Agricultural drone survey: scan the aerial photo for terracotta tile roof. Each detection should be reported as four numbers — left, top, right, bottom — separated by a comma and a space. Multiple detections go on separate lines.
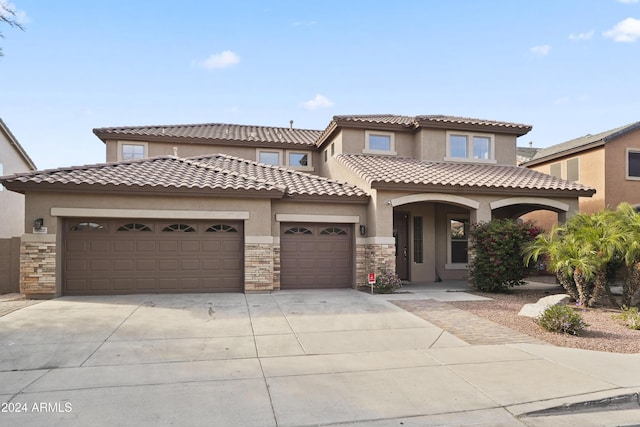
1, 154, 368, 199
316, 114, 532, 146
526, 121, 640, 165
336, 154, 595, 195
189, 154, 367, 198
415, 115, 532, 134
93, 123, 322, 146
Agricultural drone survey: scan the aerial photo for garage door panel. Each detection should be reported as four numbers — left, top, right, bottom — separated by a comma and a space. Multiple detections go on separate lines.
280, 223, 352, 290
180, 241, 200, 252
89, 279, 112, 291
113, 241, 135, 252
159, 260, 179, 271
63, 219, 243, 295
135, 259, 157, 272
158, 241, 178, 252
90, 259, 111, 271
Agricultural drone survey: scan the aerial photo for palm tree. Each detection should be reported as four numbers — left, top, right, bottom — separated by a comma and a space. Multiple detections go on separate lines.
615, 203, 640, 306
524, 209, 626, 307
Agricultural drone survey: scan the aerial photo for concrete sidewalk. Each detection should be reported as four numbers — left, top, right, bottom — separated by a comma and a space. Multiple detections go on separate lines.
1, 288, 639, 426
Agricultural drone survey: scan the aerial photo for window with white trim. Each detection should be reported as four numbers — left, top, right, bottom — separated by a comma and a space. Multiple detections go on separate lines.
364, 130, 396, 155
627, 149, 640, 180
286, 150, 312, 170
258, 150, 281, 166
121, 144, 146, 161
446, 131, 494, 162
447, 216, 469, 268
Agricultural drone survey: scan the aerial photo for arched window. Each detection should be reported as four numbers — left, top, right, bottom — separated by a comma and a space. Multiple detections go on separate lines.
284, 227, 312, 235
320, 227, 347, 235
162, 224, 196, 232
117, 223, 152, 232
69, 222, 105, 231
206, 224, 238, 233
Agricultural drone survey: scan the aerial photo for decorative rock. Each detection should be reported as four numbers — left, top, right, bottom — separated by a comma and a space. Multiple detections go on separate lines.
518, 294, 570, 318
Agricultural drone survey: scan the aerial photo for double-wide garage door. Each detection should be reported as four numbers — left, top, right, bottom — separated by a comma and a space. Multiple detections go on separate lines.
63, 219, 243, 295
280, 223, 353, 289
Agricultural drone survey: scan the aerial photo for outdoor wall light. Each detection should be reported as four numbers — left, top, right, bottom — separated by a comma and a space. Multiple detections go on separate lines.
34, 218, 44, 230
359, 225, 366, 236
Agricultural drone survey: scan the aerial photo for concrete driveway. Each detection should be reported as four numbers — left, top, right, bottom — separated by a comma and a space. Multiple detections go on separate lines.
2, 289, 640, 426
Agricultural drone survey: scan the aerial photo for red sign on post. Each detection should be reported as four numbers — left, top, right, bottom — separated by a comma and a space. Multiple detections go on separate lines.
368, 273, 376, 285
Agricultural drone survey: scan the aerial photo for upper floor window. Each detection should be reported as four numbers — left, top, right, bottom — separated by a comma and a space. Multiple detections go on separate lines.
550, 162, 562, 178
286, 150, 312, 170
258, 150, 281, 166
446, 132, 494, 162
364, 130, 396, 155
566, 158, 579, 182
122, 144, 145, 161
627, 149, 640, 180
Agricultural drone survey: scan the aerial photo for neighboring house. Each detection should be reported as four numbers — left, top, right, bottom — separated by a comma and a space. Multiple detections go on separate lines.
522, 121, 640, 231
0, 114, 594, 298
0, 118, 37, 294
516, 143, 540, 165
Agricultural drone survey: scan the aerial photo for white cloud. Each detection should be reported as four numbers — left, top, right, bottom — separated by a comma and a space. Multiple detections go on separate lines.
604, 17, 640, 42
618, 0, 639, 4
0, 1, 30, 24
530, 45, 551, 56
301, 94, 334, 110
569, 31, 594, 41
196, 50, 240, 70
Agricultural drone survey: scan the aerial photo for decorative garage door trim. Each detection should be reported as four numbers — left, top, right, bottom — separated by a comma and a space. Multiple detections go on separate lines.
275, 214, 359, 223
280, 223, 353, 290
52, 207, 249, 220
62, 219, 243, 295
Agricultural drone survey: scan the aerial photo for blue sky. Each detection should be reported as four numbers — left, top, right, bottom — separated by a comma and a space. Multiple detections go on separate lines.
1, 0, 640, 170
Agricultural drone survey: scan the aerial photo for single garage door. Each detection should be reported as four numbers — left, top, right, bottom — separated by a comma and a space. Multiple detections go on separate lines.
280, 223, 353, 289
63, 219, 243, 295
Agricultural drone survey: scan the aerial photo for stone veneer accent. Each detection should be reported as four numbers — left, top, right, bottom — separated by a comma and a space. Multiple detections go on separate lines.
244, 243, 274, 292
272, 244, 280, 290
356, 243, 396, 287
20, 238, 57, 299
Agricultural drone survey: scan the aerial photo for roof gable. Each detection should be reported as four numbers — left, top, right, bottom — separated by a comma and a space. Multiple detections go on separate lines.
93, 122, 322, 147
1, 154, 368, 200
0, 118, 37, 170
526, 121, 640, 165
336, 154, 595, 196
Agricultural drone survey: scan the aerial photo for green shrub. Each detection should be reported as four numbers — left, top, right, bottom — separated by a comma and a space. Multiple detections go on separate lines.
536, 305, 588, 335
373, 269, 402, 294
468, 219, 542, 293
614, 306, 640, 330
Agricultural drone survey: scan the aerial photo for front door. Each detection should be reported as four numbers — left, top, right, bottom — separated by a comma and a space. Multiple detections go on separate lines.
393, 212, 409, 280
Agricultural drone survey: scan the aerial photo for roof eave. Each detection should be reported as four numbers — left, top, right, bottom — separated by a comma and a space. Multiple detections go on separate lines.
414, 119, 532, 136
0, 118, 37, 170
524, 140, 604, 167
370, 181, 595, 197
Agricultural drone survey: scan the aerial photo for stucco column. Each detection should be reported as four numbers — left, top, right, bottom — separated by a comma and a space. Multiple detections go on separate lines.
470, 201, 492, 224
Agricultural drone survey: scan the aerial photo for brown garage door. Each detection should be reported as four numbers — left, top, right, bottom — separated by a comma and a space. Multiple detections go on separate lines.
280, 223, 353, 289
63, 219, 243, 295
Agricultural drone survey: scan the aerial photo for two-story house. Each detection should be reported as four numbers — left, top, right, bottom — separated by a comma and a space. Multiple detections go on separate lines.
0, 114, 594, 298
522, 121, 640, 231
0, 118, 36, 294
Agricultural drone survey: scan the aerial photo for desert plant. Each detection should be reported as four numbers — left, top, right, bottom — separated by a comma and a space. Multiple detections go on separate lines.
614, 306, 640, 330
373, 269, 402, 294
524, 209, 627, 307
536, 305, 588, 335
468, 219, 542, 292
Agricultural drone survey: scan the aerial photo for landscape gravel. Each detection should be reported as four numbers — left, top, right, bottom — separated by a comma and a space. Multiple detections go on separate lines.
450, 287, 640, 354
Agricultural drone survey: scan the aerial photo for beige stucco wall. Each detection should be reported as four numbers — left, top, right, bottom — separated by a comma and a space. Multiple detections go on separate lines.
105, 139, 319, 173
23, 192, 272, 236
605, 129, 640, 209
271, 200, 367, 237
0, 133, 33, 238
524, 147, 604, 230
